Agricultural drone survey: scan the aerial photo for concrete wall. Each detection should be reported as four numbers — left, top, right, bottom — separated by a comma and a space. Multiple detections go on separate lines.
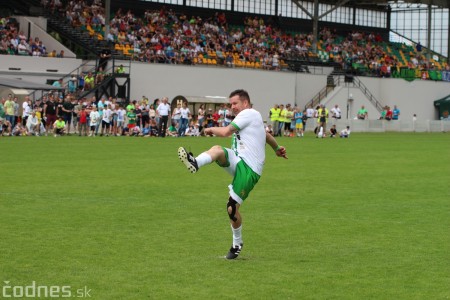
128, 62, 329, 122
321, 85, 381, 120
0, 56, 83, 81
127, 62, 450, 122
322, 77, 450, 121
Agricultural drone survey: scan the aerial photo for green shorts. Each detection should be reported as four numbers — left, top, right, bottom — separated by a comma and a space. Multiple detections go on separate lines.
217, 147, 260, 204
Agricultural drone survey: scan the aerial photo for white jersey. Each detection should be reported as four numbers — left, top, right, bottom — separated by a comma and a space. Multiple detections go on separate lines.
230, 108, 266, 175
102, 108, 112, 123
117, 109, 125, 122
89, 111, 100, 126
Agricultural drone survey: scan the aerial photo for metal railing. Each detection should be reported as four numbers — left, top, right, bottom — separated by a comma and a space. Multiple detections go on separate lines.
304, 74, 384, 113
351, 76, 384, 112
304, 75, 340, 109
29, 57, 131, 101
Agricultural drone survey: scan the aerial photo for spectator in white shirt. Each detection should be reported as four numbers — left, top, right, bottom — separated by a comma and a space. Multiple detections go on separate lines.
26, 111, 40, 135
340, 126, 351, 138
331, 104, 341, 119
178, 102, 191, 137
156, 97, 171, 137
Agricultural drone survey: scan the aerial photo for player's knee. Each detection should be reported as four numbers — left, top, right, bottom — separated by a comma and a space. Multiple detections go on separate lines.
227, 197, 238, 222
210, 145, 222, 152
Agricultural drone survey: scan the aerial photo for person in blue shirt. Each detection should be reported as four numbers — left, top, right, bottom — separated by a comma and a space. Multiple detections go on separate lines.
392, 105, 400, 120
294, 107, 304, 137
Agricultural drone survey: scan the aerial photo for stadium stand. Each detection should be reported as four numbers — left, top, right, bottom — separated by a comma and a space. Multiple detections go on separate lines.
2, 0, 442, 84
45, 0, 447, 80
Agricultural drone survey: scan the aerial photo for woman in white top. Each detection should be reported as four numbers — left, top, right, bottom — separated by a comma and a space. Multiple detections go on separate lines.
197, 104, 205, 130
172, 103, 181, 125
149, 104, 156, 120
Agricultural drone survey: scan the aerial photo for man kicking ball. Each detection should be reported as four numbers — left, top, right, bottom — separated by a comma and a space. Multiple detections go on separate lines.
178, 89, 287, 259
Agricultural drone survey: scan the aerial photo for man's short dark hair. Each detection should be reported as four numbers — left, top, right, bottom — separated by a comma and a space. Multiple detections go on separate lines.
229, 89, 250, 104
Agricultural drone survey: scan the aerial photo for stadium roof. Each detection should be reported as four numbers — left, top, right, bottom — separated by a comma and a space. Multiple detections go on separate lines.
324, 0, 449, 9
0, 77, 64, 91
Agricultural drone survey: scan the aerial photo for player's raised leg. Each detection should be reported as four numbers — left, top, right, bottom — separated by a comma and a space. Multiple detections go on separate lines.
178, 145, 227, 173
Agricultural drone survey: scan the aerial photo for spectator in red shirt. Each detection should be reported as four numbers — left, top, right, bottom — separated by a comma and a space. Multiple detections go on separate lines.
385, 106, 393, 121
78, 106, 88, 136
379, 63, 389, 77
212, 110, 220, 127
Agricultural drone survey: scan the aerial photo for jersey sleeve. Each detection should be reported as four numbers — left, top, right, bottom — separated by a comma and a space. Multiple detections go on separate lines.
231, 109, 254, 131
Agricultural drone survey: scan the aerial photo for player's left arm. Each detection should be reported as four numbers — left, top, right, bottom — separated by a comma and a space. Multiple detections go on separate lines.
266, 132, 287, 159
204, 124, 236, 137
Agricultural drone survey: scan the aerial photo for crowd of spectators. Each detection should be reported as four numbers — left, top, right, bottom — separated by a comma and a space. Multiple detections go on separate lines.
0, 94, 239, 138
61, 1, 292, 70
0, 16, 64, 57
318, 27, 449, 77
1, 0, 448, 77
2, 0, 448, 82
56, 0, 448, 77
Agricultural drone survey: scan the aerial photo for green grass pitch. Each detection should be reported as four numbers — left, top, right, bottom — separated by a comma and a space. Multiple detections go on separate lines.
0, 133, 449, 299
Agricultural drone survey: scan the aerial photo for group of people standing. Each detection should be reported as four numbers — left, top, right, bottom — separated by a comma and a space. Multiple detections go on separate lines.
0, 94, 184, 138
268, 103, 305, 138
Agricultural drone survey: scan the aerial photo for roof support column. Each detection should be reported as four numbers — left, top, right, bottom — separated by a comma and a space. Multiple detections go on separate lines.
426, 3, 432, 61
448, 7, 450, 64
312, 0, 319, 54
104, 0, 110, 39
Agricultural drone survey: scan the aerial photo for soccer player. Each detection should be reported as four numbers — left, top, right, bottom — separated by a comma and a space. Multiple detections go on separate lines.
178, 89, 287, 259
